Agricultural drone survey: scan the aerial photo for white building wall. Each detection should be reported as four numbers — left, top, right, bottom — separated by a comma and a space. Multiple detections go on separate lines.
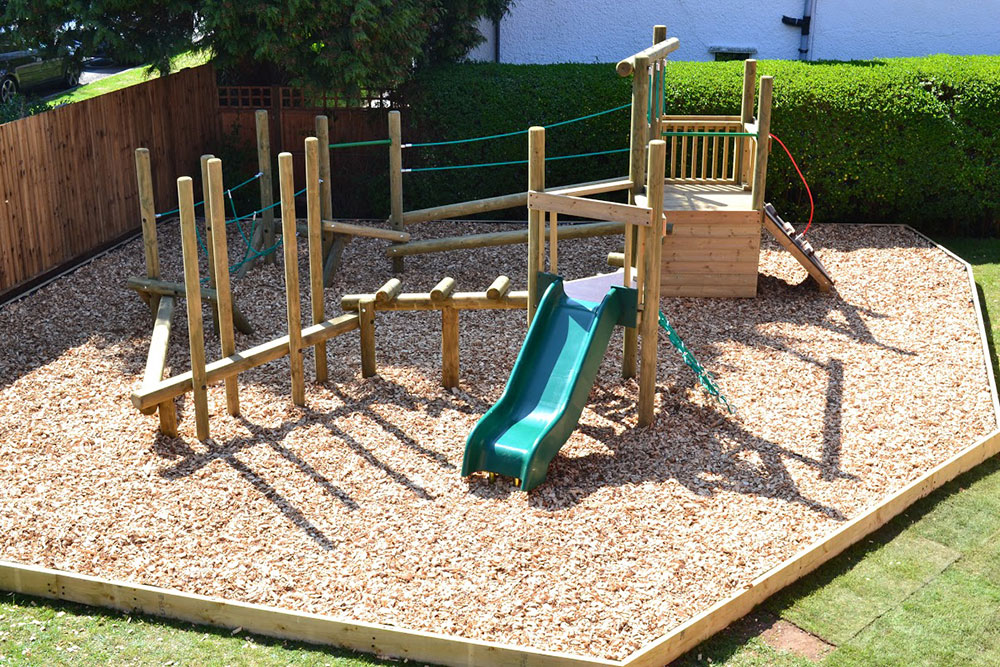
470, 0, 1000, 64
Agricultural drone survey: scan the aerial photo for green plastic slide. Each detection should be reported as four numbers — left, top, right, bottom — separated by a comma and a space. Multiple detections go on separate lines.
462, 275, 637, 491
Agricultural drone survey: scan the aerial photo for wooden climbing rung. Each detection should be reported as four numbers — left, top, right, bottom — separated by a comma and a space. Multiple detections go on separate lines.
762, 203, 834, 291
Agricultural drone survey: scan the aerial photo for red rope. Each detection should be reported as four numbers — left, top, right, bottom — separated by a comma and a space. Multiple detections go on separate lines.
769, 133, 814, 235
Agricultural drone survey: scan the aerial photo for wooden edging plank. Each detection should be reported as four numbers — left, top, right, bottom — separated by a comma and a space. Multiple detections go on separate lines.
0, 559, 616, 667
528, 192, 652, 227
623, 428, 1000, 667
902, 224, 1000, 421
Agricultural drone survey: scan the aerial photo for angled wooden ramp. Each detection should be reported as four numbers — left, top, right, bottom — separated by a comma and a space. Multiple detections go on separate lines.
762, 203, 834, 291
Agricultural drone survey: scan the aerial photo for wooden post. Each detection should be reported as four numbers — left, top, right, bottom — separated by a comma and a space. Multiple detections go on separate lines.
527, 126, 545, 324
278, 152, 306, 406
145, 296, 178, 436
388, 110, 404, 273
624, 54, 650, 379
638, 140, 667, 427
315, 115, 345, 286
177, 177, 211, 441
199, 154, 221, 334
134, 148, 161, 315
651, 25, 667, 141
441, 307, 459, 389
257, 110, 276, 264
207, 158, 240, 417
548, 211, 558, 274
359, 297, 376, 378
305, 137, 328, 382
751, 76, 773, 212
739, 60, 757, 186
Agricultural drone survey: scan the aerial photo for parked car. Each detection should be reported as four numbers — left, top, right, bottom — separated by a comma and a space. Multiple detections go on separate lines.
0, 29, 81, 102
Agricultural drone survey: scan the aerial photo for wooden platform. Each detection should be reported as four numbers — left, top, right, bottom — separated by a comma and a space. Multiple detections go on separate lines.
638, 182, 762, 298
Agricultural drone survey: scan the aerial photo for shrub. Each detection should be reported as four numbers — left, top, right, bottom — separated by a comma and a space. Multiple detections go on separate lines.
393, 55, 1000, 234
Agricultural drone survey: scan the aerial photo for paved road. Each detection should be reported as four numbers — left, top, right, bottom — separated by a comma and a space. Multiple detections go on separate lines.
42, 62, 136, 101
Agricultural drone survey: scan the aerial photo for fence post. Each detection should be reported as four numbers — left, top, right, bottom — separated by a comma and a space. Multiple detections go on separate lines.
623, 54, 650, 379
208, 157, 240, 417
305, 136, 328, 382
739, 59, 757, 187
278, 152, 306, 406
257, 109, 276, 264
134, 148, 160, 314
527, 126, 545, 324
751, 76, 773, 211
316, 114, 346, 285
638, 140, 666, 427
199, 154, 221, 333
177, 176, 211, 441
388, 110, 404, 273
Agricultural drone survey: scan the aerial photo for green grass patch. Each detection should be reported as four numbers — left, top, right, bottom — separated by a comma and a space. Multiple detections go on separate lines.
670, 632, 816, 667
938, 237, 1000, 381
0, 592, 387, 666
765, 532, 959, 645
827, 567, 1000, 666
46, 50, 211, 106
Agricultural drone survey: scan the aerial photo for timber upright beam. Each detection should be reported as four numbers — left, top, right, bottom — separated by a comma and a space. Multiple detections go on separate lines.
388, 110, 404, 273
207, 158, 240, 416
177, 177, 211, 441
199, 154, 221, 333
305, 137, 328, 382
278, 152, 306, 406
751, 76, 773, 211
527, 126, 545, 324
134, 148, 161, 315
639, 140, 667, 427
738, 60, 757, 187
623, 54, 650, 379
315, 115, 346, 286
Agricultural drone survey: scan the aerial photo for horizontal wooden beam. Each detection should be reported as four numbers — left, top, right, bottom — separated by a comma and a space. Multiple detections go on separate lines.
528, 192, 652, 227
616, 37, 680, 77
402, 192, 528, 225
126, 277, 253, 335
322, 220, 410, 242
341, 290, 528, 313
139, 296, 175, 416
131, 313, 358, 411
547, 177, 633, 198
385, 221, 624, 258
0, 559, 615, 667
399, 178, 634, 226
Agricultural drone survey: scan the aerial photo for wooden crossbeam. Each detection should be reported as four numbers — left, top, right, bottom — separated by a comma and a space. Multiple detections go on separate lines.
385, 221, 623, 258
528, 192, 652, 227
127, 277, 254, 335
131, 313, 359, 412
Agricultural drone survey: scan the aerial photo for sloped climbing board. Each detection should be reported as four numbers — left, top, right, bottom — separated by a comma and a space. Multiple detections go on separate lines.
762, 203, 834, 292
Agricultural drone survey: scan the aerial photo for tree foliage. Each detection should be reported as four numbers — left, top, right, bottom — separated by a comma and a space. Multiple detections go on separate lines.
0, 0, 513, 93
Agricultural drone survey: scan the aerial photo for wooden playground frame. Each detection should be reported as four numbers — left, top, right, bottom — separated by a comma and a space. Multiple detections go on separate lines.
3, 26, 998, 667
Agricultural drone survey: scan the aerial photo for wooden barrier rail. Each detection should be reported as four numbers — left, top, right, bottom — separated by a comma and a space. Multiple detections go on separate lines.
385, 221, 624, 259
340, 276, 527, 389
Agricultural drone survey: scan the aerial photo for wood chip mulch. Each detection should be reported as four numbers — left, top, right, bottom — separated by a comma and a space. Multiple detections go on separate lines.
0, 221, 995, 660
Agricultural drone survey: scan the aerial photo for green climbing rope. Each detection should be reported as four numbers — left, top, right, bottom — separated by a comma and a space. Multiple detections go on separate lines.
658, 310, 734, 413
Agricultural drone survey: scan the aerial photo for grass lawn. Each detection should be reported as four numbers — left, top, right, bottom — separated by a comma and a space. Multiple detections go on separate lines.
1, 236, 998, 665
45, 50, 211, 106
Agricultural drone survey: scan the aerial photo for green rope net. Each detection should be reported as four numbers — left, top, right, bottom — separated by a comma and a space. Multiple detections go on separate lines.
658, 310, 735, 413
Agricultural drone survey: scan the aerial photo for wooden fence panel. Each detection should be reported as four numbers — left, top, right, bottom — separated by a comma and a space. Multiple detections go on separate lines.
0, 64, 220, 298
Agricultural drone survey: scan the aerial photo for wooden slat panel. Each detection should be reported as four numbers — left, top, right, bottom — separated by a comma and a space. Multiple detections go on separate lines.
663, 235, 760, 251
660, 272, 758, 286
662, 260, 759, 274
0, 64, 220, 297
660, 284, 757, 298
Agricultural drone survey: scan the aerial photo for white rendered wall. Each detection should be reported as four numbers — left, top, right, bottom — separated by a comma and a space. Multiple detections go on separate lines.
469, 0, 1000, 64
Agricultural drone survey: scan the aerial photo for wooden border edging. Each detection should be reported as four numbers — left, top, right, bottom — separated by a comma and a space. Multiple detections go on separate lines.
0, 560, 617, 667
622, 428, 1000, 666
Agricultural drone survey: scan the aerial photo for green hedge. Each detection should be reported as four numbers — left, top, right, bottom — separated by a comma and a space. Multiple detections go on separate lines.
395, 56, 1000, 234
